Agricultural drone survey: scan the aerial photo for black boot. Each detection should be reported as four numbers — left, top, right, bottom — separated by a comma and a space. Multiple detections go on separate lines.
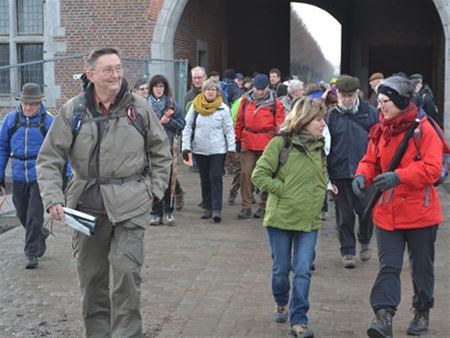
406, 308, 429, 336
367, 309, 393, 338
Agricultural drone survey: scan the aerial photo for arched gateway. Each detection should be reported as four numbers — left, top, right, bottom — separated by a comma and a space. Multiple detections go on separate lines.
152, 0, 450, 136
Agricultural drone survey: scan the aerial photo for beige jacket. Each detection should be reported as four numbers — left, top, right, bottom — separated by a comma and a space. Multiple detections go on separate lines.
37, 90, 171, 225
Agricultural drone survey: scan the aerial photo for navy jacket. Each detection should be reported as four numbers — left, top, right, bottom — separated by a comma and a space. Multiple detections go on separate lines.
0, 104, 53, 182
327, 99, 379, 180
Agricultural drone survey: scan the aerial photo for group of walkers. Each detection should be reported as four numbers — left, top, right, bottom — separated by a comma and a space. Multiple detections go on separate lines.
0, 46, 446, 338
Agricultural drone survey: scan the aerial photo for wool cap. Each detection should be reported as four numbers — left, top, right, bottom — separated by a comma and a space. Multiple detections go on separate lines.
253, 74, 269, 90
16, 83, 44, 103
236, 72, 244, 80
377, 76, 415, 110
335, 75, 360, 93
369, 72, 384, 81
409, 73, 423, 81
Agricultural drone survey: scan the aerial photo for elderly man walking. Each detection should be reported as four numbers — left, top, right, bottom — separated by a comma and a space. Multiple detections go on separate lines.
37, 47, 171, 338
0, 83, 53, 269
327, 75, 378, 268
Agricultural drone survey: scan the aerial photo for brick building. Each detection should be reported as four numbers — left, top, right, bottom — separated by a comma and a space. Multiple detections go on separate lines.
1, 0, 450, 136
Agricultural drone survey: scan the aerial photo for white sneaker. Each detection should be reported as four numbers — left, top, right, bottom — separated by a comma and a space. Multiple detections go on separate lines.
149, 215, 162, 226
164, 213, 176, 226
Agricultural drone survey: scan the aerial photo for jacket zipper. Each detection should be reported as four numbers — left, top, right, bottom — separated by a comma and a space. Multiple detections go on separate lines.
24, 117, 29, 183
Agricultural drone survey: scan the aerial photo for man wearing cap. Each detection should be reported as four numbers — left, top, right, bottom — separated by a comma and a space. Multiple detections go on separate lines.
409, 73, 439, 123
368, 72, 384, 107
234, 73, 285, 219
0, 83, 53, 269
327, 74, 378, 268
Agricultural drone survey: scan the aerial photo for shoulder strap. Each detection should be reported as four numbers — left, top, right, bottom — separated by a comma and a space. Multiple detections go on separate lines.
8, 111, 21, 139
191, 111, 199, 142
272, 137, 293, 178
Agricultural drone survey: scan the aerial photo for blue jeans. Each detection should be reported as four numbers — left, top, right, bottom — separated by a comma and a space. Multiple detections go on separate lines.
266, 227, 318, 326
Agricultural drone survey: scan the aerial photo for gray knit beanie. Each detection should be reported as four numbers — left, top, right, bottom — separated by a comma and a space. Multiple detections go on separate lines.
377, 76, 415, 109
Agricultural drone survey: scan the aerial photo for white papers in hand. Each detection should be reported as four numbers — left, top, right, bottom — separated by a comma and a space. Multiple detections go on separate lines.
63, 207, 97, 236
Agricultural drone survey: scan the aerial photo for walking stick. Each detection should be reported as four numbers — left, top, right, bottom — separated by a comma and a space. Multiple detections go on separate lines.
169, 135, 179, 210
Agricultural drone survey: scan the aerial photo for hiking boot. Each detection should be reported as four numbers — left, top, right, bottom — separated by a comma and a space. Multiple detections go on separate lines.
175, 192, 184, 211
212, 210, 222, 223
321, 211, 329, 220
274, 305, 288, 323
360, 244, 372, 262
149, 215, 162, 226
26, 256, 38, 269
228, 193, 237, 205
237, 208, 252, 220
406, 308, 429, 336
38, 227, 50, 258
253, 208, 265, 219
342, 255, 356, 269
164, 213, 176, 226
367, 309, 393, 338
290, 324, 314, 337
201, 209, 212, 219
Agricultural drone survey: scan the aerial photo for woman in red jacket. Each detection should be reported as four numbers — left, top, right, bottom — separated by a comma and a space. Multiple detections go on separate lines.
352, 76, 443, 338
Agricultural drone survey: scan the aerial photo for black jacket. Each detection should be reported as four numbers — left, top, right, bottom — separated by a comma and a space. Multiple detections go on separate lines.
327, 99, 379, 179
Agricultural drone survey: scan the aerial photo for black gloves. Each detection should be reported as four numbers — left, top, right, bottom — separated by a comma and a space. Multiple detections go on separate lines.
352, 175, 365, 197
373, 172, 400, 191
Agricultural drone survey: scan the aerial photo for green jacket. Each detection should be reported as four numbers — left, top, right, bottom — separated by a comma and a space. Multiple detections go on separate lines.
37, 89, 171, 226
252, 133, 327, 231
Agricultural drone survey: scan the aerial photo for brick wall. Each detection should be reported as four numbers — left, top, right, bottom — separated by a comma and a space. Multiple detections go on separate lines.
174, 0, 226, 75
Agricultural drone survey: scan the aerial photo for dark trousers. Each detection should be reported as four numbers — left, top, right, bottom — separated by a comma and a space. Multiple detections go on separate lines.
332, 178, 373, 256
194, 153, 226, 211
12, 181, 44, 257
152, 167, 174, 216
370, 226, 438, 313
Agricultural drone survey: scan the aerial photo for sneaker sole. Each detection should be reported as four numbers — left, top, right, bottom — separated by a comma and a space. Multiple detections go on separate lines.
406, 328, 428, 336
367, 328, 391, 338
290, 329, 314, 337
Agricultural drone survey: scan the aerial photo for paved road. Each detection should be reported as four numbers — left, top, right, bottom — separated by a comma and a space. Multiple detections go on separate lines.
0, 167, 449, 337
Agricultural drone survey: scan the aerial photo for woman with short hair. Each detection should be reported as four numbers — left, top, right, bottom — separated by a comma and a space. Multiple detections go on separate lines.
182, 79, 236, 223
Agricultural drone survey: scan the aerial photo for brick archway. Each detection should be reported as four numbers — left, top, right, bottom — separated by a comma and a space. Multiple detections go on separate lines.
150, 0, 189, 85
432, 0, 449, 136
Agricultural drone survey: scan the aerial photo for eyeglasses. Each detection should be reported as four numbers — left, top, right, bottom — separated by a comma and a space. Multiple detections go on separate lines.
138, 86, 149, 91
97, 65, 124, 76
377, 98, 392, 105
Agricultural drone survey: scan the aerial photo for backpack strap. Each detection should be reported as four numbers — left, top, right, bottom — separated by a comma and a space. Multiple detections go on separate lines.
8, 110, 49, 139
272, 136, 293, 178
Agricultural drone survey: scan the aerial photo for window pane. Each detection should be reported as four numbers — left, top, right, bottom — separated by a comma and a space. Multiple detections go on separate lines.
0, 0, 9, 35
0, 44, 10, 93
18, 43, 43, 88
17, 0, 43, 34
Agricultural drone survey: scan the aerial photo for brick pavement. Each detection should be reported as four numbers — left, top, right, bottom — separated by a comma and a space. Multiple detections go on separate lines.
0, 167, 449, 337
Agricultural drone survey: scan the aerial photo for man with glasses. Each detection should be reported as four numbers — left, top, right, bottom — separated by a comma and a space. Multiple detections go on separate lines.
37, 47, 171, 337
327, 74, 378, 269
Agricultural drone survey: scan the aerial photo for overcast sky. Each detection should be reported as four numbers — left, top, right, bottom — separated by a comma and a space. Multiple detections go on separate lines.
292, 3, 341, 67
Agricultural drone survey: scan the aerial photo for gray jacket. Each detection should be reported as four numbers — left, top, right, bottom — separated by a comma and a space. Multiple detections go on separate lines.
37, 89, 171, 225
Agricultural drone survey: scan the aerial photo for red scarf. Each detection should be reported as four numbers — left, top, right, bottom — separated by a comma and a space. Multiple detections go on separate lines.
378, 101, 418, 144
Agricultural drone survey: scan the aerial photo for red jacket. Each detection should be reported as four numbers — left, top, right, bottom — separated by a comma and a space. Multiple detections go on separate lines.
356, 117, 443, 231
234, 95, 285, 151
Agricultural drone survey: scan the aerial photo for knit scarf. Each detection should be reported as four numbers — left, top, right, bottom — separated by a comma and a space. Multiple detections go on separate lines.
379, 101, 418, 144
192, 93, 222, 116
148, 95, 167, 116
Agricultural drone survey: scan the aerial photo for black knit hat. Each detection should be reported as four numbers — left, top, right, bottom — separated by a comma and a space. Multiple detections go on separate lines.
377, 76, 415, 110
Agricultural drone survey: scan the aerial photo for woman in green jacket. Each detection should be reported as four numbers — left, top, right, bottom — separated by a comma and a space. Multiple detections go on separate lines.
252, 97, 327, 338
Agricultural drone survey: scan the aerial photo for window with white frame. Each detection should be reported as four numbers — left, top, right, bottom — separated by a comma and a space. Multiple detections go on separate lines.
0, 0, 44, 95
